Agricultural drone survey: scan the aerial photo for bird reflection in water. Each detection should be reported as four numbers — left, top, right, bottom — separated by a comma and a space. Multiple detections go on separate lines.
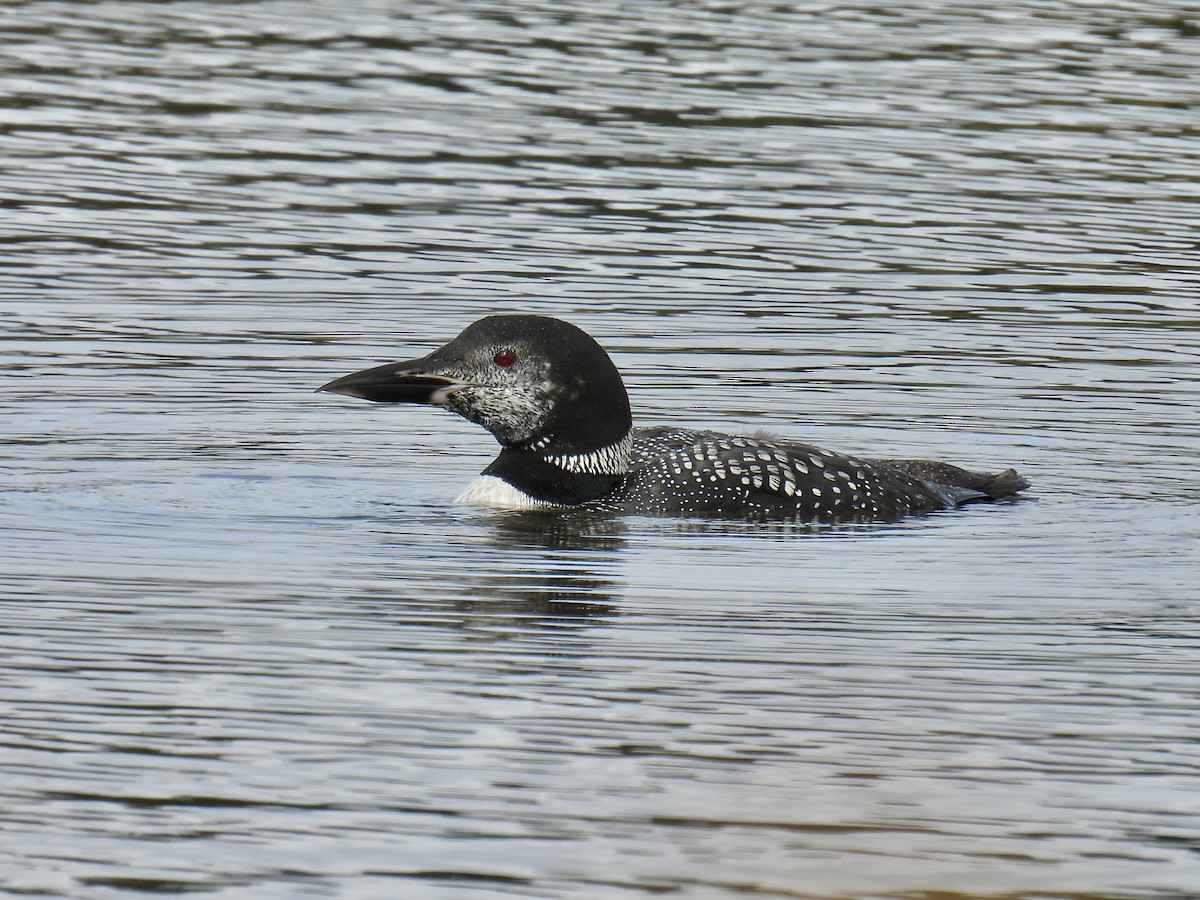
462, 512, 626, 627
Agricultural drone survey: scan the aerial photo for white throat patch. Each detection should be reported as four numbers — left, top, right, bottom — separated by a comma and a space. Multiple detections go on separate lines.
456, 475, 562, 510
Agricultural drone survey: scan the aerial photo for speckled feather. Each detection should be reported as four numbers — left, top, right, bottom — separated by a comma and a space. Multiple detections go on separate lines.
588, 427, 976, 520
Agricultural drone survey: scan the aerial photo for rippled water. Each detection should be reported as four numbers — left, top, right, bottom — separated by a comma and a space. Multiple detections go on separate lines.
3, 2, 1199, 897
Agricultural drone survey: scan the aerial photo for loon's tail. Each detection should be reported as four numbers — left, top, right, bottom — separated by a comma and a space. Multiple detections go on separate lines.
979, 467, 1030, 499
877, 459, 1030, 504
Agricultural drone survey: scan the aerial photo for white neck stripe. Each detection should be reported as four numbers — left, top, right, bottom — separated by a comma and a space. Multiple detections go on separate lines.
543, 433, 632, 475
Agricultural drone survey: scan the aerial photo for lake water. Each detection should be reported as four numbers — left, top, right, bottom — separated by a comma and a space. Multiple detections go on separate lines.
3, 2, 1199, 898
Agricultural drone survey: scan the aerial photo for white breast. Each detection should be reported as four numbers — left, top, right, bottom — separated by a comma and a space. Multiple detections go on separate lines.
455, 475, 560, 511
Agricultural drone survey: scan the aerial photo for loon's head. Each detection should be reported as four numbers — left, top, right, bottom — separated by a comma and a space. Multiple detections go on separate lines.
320, 315, 632, 461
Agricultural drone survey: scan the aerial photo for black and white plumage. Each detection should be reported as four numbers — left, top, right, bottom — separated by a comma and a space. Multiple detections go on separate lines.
319, 315, 1028, 522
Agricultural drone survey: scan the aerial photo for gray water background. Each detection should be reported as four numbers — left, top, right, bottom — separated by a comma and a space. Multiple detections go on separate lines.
2, 2, 1199, 898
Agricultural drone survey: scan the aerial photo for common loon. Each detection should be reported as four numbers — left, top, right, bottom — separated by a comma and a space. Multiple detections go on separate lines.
319, 315, 1028, 522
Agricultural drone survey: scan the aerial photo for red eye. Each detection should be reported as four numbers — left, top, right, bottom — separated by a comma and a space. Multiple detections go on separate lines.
494, 349, 516, 368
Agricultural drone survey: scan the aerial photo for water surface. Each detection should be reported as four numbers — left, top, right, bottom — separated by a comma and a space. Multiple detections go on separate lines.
2, 2, 1199, 897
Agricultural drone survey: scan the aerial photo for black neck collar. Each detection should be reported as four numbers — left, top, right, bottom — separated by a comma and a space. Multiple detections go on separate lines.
483, 449, 624, 506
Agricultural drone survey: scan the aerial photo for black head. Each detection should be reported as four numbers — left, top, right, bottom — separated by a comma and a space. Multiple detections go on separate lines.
319, 315, 632, 455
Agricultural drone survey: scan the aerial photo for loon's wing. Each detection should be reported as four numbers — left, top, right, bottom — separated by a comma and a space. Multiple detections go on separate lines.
623, 429, 953, 521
